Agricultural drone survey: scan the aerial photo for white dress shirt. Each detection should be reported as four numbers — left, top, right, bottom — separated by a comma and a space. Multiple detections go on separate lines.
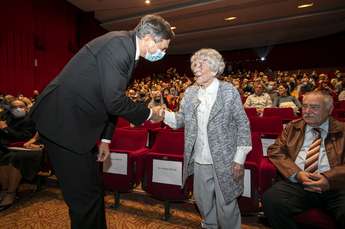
289, 119, 331, 182
164, 78, 251, 165
295, 120, 331, 173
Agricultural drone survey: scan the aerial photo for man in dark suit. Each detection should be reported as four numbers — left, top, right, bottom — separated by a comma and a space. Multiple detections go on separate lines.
30, 15, 174, 229
263, 91, 345, 229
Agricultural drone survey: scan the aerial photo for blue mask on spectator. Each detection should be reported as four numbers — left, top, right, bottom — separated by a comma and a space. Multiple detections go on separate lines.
11, 108, 26, 118
145, 49, 165, 62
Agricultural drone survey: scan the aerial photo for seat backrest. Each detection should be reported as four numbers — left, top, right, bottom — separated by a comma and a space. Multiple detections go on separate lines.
246, 132, 264, 163
245, 108, 258, 117
263, 107, 296, 121
110, 128, 148, 151
151, 130, 184, 154
249, 116, 283, 135
116, 117, 130, 128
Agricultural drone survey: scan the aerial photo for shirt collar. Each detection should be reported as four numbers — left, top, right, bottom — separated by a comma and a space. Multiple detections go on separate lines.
135, 36, 140, 61
306, 119, 329, 134
200, 78, 219, 95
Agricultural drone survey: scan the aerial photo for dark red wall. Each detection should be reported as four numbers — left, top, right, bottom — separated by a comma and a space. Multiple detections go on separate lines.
1, 0, 344, 95
0, 0, 106, 95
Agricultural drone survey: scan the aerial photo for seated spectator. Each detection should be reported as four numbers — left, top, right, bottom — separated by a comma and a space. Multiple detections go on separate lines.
0, 132, 43, 211
338, 78, 345, 101
273, 83, 301, 114
266, 81, 278, 101
0, 100, 37, 211
31, 90, 40, 103
298, 76, 314, 96
263, 91, 345, 229
244, 82, 272, 114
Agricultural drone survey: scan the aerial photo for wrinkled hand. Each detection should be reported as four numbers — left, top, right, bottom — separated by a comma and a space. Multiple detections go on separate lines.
232, 162, 244, 183
150, 106, 165, 123
301, 172, 330, 193
97, 142, 110, 162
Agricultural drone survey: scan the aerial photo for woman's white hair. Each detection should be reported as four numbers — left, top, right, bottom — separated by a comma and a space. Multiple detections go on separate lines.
191, 48, 225, 77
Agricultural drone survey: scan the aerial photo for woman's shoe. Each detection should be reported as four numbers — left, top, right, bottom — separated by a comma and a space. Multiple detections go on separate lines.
0, 192, 15, 211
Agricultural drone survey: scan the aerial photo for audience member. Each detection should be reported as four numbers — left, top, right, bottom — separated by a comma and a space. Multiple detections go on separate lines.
244, 82, 272, 114
263, 91, 345, 229
273, 83, 301, 114
0, 99, 37, 211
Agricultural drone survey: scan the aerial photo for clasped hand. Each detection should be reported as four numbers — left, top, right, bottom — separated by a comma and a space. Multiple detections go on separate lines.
149, 106, 165, 122
296, 171, 330, 193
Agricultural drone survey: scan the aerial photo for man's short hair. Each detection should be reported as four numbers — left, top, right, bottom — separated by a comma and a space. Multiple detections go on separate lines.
135, 15, 174, 42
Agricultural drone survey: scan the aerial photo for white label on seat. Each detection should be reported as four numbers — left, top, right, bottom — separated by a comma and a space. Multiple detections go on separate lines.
242, 169, 251, 198
261, 138, 276, 156
152, 159, 182, 186
103, 152, 128, 175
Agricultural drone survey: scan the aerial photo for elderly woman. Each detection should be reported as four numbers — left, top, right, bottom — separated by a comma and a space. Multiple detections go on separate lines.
163, 48, 252, 229
273, 83, 302, 114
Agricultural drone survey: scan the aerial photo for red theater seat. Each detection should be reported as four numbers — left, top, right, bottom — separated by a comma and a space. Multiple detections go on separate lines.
102, 128, 149, 208
249, 116, 283, 136
263, 107, 297, 123
294, 208, 337, 229
245, 107, 258, 117
142, 129, 192, 220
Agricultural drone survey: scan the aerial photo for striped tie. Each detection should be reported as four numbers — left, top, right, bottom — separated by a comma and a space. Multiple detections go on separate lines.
304, 128, 321, 173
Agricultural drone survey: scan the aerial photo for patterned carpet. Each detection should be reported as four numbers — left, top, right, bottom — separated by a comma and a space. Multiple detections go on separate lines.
0, 181, 270, 229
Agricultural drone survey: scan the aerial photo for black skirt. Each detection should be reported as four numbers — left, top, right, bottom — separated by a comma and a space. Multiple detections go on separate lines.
0, 147, 43, 181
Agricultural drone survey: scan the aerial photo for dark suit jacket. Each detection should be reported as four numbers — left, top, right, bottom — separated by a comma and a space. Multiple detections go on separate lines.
30, 31, 150, 154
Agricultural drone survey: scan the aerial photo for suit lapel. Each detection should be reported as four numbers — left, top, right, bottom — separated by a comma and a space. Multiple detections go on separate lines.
127, 31, 137, 83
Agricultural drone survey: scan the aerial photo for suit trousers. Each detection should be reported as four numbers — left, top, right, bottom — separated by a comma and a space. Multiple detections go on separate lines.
193, 162, 241, 229
41, 136, 107, 229
263, 180, 345, 229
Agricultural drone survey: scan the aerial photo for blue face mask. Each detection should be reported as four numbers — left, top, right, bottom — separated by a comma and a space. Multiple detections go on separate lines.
145, 49, 166, 62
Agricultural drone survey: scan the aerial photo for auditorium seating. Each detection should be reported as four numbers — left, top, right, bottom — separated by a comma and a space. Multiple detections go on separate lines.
238, 132, 262, 213
116, 117, 130, 128
263, 107, 297, 123
102, 128, 149, 208
244, 107, 258, 117
294, 208, 337, 229
142, 129, 192, 220
249, 116, 283, 136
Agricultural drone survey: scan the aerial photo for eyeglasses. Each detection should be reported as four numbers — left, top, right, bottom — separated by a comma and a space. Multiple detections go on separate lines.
302, 104, 321, 110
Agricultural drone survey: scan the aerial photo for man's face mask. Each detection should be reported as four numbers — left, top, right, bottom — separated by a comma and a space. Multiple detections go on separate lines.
144, 39, 166, 62
11, 107, 26, 118
145, 49, 165, 62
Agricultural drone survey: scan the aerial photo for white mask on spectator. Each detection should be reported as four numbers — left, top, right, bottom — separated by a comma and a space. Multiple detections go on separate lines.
11, 108, 26, 118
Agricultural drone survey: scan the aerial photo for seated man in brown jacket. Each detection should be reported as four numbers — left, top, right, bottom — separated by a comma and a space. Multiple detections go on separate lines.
263, 90, 345, 229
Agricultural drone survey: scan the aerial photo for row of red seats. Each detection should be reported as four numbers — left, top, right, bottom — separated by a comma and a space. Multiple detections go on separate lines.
103, 115, 339, 227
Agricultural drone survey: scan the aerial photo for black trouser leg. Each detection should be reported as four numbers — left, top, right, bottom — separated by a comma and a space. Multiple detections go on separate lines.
322, 189, 345, 229
41, 137, 106, 229
263, 181, 315, 229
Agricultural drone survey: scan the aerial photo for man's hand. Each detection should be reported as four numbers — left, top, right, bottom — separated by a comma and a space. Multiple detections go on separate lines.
97, 142, 110, 162
302, 173, 330, 193
232, 162, 244, 183
0, 121, 8, 129
150, 106, 164, 122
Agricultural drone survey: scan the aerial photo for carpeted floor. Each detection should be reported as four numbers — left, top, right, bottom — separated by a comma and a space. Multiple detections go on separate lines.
0, 180, 270, 229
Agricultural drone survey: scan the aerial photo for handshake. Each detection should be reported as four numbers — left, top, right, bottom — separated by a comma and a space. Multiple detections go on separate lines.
149, 106, 165, 122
